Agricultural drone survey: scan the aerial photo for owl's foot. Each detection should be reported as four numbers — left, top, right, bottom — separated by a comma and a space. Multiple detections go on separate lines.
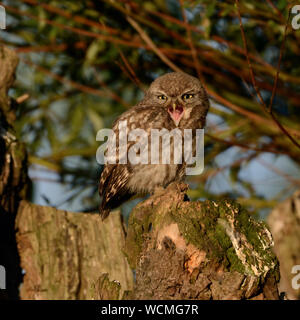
152, 182, 189, 199
183, 193, 190, 202
153, 186, 166, 196
166, 182, 189, 194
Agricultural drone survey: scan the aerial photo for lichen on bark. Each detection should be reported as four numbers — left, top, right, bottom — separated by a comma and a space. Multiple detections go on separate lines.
92, 274, 121, 300
123, 183, 280, 300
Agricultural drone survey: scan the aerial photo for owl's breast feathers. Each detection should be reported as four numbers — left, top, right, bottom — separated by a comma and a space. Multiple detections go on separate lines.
98, 105, 195, 220
98, 106, 165, 219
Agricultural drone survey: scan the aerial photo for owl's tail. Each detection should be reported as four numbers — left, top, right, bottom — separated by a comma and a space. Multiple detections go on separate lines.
99, 205, 111, 221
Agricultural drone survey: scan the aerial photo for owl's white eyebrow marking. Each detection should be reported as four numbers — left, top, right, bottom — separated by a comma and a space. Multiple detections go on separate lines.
154, 91, 168, 96
182, 89, 196, 94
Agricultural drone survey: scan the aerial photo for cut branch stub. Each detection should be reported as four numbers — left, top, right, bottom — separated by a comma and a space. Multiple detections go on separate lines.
124, 183, 280, 300
92, 273, 121, 300
0, 45, 19, 125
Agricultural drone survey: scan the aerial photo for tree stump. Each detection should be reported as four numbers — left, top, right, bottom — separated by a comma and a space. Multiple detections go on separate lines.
16, 201, 133, 299
122, 183, 280, 300
268, 190, 300, 300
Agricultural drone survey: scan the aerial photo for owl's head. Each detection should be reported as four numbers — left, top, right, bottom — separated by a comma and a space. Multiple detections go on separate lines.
144, 72, 209, 127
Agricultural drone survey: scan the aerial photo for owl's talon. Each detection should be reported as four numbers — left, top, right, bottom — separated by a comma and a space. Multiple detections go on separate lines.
153, 186, 166, 196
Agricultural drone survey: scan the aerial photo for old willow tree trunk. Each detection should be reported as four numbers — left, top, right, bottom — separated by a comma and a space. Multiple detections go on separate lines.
1, 45, 280, 300
0, 45, 133, 300
268, 190, 300, 300
119, 183, 280, 300
0, 45, 28, 299
94, 185, 281, 300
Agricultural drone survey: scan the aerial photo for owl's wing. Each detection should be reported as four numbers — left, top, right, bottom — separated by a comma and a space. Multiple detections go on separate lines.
98, 105, 169, 219
98, 106, 148, 219
98, 163, 133, 219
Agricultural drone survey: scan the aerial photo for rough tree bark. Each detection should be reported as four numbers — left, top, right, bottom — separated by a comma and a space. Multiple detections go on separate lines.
268, 190, 300, 300
0, 45, 28, 299
98, 183, 280, 300
16, 201, 133, 299
0, 45, 133, 300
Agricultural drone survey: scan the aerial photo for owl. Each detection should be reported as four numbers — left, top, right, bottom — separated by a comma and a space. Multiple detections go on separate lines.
98, 72, 209, 219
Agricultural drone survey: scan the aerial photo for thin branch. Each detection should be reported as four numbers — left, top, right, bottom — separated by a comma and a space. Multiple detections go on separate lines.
29, 156, 62, 172
118, 15, 300, 141
258, 157, 300, 187
2, 3, 146, 49
191, 153, 257, 183
235, 0, 300, 150
265, 0, 285, 22
92, 68, 129, 107
5, 1, 300, 89
23, 58, 107, 98
20, 0, 119, 35
114, 60, 140, 91
16, 93, 30, 104
268, 8, 291, 112
15, 42, 86, 53
131, 0, 272, 68
179, 54, 300, 103
118, 49, 145, 92
235, 0, 267, 108
179, 0, 203, 80
206, 133, 286, 155
126, 16, 182, 73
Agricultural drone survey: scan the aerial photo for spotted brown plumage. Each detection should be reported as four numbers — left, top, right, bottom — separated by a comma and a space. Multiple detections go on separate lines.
98, 72, 209, 219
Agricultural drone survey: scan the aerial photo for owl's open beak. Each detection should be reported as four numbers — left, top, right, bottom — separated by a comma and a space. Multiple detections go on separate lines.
168, 103, 184, 126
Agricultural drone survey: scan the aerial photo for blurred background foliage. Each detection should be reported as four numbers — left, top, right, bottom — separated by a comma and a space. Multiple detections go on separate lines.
1, 0, 300, 218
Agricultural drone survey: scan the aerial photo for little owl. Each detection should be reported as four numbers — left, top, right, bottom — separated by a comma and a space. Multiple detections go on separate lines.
98, 72, 209, 219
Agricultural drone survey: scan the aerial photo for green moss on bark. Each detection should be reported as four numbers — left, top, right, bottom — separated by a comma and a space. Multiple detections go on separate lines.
125, 187, 278, 280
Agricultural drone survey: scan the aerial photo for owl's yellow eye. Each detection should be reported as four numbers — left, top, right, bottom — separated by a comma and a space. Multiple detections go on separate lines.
182, 94, 194, 100
158, 95, 167, 100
